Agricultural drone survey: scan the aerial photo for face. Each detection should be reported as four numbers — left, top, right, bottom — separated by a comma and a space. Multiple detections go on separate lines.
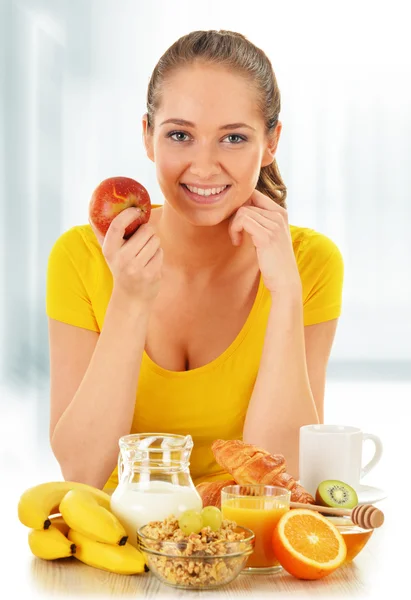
143, 63, 281, 226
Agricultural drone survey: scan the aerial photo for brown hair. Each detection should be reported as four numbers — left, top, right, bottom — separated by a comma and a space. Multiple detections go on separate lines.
146, 30, 287, 208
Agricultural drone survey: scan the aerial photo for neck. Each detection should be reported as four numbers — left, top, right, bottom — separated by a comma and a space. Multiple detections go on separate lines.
157, 202, 253, 282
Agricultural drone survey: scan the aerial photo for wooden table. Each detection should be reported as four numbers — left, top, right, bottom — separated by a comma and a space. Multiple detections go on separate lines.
8, 494, 394, 599
26, 548, 380, 598
4, 378, 407, 599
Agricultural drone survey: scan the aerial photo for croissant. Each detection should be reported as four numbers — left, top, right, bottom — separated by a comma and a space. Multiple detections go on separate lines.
211, 439, 287, 485
195, 439, 314, 507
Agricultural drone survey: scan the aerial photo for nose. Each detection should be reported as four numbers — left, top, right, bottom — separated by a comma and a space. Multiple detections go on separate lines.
189, 143, 222, 180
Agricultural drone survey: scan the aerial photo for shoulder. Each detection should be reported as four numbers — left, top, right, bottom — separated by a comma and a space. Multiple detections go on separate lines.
46, 225, 103, 330
290, 225, 343, 264
290, 224, 344, 298
290, 224, 344, 283
47, 225, 105, 293
49, 224, 102, 262
290, 226, 344, 324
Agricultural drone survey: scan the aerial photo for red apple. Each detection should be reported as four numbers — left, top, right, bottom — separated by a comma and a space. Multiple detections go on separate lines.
89, 176, 151, 239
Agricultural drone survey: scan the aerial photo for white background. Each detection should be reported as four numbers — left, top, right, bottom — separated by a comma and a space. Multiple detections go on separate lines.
0, 1, 410, 597
0, 0, 410, 382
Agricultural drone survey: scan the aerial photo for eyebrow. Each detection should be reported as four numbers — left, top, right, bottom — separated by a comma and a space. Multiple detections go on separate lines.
160, 118, 256, 131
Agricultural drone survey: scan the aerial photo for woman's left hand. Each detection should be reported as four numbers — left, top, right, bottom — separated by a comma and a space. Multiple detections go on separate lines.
228, 189, 302, 295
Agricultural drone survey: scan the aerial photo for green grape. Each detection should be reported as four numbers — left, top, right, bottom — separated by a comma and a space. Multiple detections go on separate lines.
178, 510, 204, 535
201, 506, 223, 531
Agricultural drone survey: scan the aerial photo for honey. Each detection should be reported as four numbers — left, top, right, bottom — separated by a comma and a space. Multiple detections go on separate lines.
327, 517, 374, 561
339, 526, 374, 561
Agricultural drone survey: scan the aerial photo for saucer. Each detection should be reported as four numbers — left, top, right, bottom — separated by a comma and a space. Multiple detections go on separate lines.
356, 484, 387, 504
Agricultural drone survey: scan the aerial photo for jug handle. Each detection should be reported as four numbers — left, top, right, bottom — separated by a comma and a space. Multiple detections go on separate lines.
118, 451, 124, 480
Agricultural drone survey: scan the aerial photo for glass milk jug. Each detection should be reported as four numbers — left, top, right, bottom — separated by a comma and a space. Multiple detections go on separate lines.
110, 433, 203, 547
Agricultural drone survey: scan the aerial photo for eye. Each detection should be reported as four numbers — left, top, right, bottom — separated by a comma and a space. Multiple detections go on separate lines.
224, 134, 247, 144
167, 131, 191, 142
166, 131, 247, 144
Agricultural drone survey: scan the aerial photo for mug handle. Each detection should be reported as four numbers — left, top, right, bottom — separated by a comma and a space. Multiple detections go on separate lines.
361, 433, 383, 479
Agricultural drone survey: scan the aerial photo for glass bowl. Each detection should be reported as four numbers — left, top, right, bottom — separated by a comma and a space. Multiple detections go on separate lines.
137, 524, 255, 590
326, 516, 374, 561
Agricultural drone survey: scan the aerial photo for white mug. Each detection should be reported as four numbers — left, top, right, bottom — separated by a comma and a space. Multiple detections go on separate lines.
299, 424, 383, 496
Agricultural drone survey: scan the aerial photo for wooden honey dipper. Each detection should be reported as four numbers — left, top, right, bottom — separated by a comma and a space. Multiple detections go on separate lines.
290, 501, 384, 529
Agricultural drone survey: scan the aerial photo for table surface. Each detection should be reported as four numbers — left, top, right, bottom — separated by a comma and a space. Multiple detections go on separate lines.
24, 527, 386, 598
6, 489, 396, 599
3, 378, 409, 598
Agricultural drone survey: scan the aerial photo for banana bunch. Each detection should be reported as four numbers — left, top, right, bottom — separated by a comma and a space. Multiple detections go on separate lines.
18, 481, 145, 574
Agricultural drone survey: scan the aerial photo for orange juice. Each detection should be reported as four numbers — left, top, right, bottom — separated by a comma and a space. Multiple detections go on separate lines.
222, 496, 289, 568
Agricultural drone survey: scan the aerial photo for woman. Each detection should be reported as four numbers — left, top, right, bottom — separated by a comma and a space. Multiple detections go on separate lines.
46, 30, 343, 492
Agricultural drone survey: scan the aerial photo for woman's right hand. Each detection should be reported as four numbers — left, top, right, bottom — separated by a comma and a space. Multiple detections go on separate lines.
89, 207, 163, 306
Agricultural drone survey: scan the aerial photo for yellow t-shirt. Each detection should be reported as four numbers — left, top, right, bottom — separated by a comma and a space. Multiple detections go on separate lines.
46, 208, 344, 491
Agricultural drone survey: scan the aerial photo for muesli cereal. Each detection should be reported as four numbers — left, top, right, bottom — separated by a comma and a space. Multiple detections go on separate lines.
138, 515, 253, 588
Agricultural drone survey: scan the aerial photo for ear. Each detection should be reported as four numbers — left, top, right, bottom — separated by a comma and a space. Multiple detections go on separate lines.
142, 113, 155, 162
261, 120, 282, 168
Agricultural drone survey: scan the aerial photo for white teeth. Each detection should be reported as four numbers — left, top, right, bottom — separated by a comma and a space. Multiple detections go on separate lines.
185, 184, 228, 196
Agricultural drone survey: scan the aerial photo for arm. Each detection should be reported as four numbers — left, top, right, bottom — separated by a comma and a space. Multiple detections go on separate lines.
242, 288, 319, 478
49, 208, 163, 489
243, 293, 339, 476
50, 291, 150, 489
304, 318, 338, 423
228, 189, 343, 478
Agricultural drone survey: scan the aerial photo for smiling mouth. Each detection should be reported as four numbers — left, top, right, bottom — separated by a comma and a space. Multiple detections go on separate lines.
180, 183, 231, 206
182, 184, 230, 197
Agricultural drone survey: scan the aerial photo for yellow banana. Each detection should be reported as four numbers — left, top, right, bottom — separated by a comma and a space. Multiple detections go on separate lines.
28, 525, 76, 560
18, 481, 111, 529
48, 514, 70, 536
60, 489, 127, 545
68, 529, 145, 575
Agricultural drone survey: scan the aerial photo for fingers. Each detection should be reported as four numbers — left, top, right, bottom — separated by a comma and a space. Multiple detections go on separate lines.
229, 209, 247, 246
102, 207, 145, 256
229, 211, 268, 248
128, 231, 161, 267
145, 246, 164, 272
249, 189, 288, 216
239, 207, 276, 228
229, 206, 280, 246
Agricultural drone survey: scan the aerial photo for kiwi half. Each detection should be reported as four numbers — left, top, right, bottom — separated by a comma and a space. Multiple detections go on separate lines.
315, 479, 359, 509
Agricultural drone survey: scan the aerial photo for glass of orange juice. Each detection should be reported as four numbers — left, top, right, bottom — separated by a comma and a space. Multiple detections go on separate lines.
221, 484, 290, 573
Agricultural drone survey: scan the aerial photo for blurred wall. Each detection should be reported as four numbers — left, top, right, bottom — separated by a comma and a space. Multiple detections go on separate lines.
1, 0, 410, 393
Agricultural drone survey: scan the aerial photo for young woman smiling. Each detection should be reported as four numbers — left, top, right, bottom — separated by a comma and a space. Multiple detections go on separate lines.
46, 30, 344, 491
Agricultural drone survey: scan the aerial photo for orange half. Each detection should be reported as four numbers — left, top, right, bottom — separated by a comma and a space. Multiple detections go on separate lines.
272, 509, 347, 580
